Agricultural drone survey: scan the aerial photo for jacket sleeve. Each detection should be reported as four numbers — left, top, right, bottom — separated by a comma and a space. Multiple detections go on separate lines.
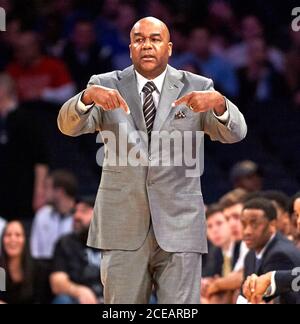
57, 75, 103, 137
201, 79, 247, 144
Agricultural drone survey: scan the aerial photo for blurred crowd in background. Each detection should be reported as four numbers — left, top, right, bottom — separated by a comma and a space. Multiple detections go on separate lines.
0, 0, 300, 304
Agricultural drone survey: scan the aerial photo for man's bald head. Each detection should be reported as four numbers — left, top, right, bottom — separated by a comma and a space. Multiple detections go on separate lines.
130, 17, 170, 42
129, 17, 173, 79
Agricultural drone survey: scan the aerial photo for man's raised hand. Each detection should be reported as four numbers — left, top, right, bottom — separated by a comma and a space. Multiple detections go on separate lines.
82, 85, 130, 115
172, 91, 226, 116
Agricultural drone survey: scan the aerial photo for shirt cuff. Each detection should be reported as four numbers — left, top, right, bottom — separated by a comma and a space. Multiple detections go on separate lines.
213, 99, 229, 123
265, 271, 277, 297
77, 92, 95, 114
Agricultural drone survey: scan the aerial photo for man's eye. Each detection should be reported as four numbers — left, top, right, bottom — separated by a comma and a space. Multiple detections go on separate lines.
135, 39, 143, 43
152, 38, 161, 42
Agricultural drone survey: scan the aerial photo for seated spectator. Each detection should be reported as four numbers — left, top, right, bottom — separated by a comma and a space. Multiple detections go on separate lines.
205, 189, 249, 300
38, 0, 86, 56
206, 0, 238, 54
294, 194, 300, 236
109, 2, 138, 70
243, 196, 300, 303
236, 37, 287, 106
262, 191, 291, 238
0, 17, 22, 71
221, 189, 248, 242
189, 27, 239, 98
0, 221, 40, 304
0, 73, 49, 221
62, 19, 112, 92
30, 170, 77, 260
226, 15, 284, 72
6, 31, 75, 104
230, 160, 263, 192
242, 198, 300, 304
205, 205, 238, 277
285, 30, 300, 109
168, 24, 195, 70
289, 192, 300, 248
202, 204, 242, 304
50, 196, 102, 304
95, 1, 137, 70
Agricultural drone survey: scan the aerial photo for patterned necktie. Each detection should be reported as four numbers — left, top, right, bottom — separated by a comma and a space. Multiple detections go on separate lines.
222, 254, 232, 277
142, 81, 157, 139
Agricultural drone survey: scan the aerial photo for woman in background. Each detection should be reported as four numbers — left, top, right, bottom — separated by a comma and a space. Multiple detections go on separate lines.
0, 221, 38, 304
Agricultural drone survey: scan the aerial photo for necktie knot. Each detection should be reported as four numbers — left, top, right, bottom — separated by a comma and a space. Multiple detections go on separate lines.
142, 81, 156, 95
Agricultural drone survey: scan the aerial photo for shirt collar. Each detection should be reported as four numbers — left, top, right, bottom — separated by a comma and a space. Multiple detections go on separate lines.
256, 233, 276, 260
223, 241, 235, 258
135, 68, 167, 96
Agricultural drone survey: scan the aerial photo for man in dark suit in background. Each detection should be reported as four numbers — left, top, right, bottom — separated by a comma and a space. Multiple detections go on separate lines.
242, 198, 300, 304
243, 194, 300, 303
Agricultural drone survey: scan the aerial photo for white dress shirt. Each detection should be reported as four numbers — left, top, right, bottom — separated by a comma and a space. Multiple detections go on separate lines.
135, 68, 167, 108
233, 241, 249, 272
30, 205, 73, 259
255, 234, 276, 261
268, 271, 277, 296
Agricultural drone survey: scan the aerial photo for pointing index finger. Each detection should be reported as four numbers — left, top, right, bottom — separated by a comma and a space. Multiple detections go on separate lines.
117, 93, 131, 115
172, 93, 192, 108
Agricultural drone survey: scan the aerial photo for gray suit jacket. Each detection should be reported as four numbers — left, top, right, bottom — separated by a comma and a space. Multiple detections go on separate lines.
58, 65, 247, 253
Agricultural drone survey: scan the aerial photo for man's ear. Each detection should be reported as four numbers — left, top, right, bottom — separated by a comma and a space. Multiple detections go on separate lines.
168, 42, 173, 57
270, 219, 277, 233
129, 45, 132, 59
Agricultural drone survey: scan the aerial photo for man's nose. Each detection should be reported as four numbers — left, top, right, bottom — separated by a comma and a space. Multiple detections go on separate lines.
142, 38, 153, 49
243, 225, 252, 236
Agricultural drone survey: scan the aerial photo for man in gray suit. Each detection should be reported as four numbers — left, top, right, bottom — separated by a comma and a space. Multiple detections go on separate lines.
58, 17, 247, 304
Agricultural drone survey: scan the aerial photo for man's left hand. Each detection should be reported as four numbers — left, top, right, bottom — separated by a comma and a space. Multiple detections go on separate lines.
243, 273, 272, 304
172, 91, 226, 116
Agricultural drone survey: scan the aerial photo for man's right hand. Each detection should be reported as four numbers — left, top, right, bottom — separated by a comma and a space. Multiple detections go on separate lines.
82, 85, 130, 115
243, 272, 272, 304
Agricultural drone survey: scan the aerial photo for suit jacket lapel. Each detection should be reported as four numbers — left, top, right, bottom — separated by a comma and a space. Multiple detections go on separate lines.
258, 233, 280, 274
117, 66, 147, 135
153, 65, 184, 132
